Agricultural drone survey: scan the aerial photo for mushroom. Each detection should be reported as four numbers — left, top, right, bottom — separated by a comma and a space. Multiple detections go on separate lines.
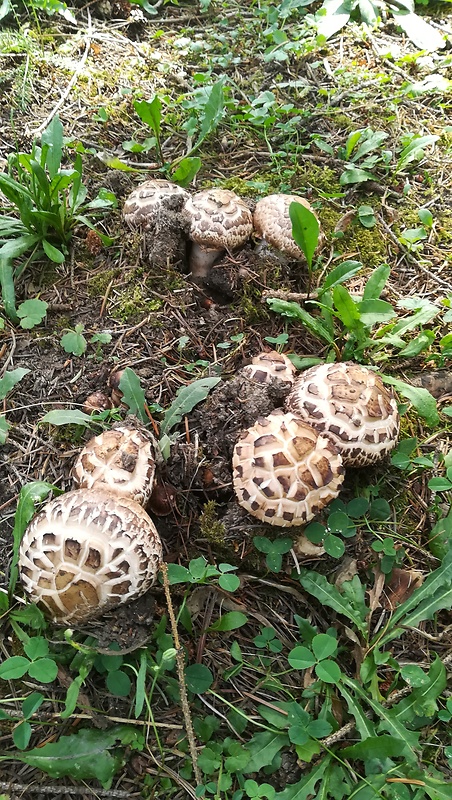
253, 194, 320, 260
72, 426, 156, 506
285, 362, 400, 467
233, 410, 344, 527
184, 188, 253, 279
241, 351, 296, 386
19, 489, 163, 623
82, 391, 112, 415
123, 179, 190, 228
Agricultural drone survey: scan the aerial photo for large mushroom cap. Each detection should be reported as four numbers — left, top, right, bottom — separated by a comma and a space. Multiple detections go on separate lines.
19, 489, 163, 623
285, 362, 400, 467
253, 194, 319, 260
241, 351, 296, 386
233, 410, 344, 527
72, 426, 156, 506
123, 179, 189, 228
184, 188, 253, 277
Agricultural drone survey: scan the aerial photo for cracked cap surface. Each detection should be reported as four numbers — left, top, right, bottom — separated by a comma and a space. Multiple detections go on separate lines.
233, 410, 344, 527
241, 351, 296, 385
123, 179, 189, 227
285, 362, 400, 467
185, 188, 253, 251
19, 489, 163, 623
253, 193, 318, 260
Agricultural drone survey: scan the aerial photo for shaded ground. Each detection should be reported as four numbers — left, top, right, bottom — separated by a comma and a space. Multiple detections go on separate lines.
0, 0, 452, 797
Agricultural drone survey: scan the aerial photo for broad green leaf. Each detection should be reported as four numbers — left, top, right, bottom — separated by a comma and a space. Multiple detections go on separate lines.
396, 134, 440, 172
24, 637, 48, 660
358, 298, 396, 327
171, 157, 201, 187
319, 260, 362, 295
333, 284, 361, 329
315, 660, 341, 683
209, 611, 248, 631
106, 670, 131, 698
288, 646, 316, 670
28, 658, 58, 683
391, 10, 444, 53
160, 377, 221, 435
299, 569, 368, 635
245, 731, 290, 773
391, 656, 446, 722
0, 368, 30, 402
398, 330, 435, 357
266, 298, 334, 344
0, 414, 10, 444
8, 725, 141, 789
22, 692, 44, 719
0, 656, 30, 679
118, 367, 147, 423
196, 78, 225, 146
17, 298, 48, 329
42, 239, 65, 263
316, 0, 351, 38
13, 721, 32, 751
342, 734, 407, 761
184, 664, 213, 693
428, 510, 452, 561
422, 773, 452, 799
40, 409, 93, 427
340, 167, 377, 185
60, 328, 87, 357
274, 757, 330, 799
0, 234, 40, 259
289, 201, 320, 269
311, 634, 337, 661
382, 376, 438, 426
166, 563, 192, 584
96, 152, 138, 172
134, 96, 162, 137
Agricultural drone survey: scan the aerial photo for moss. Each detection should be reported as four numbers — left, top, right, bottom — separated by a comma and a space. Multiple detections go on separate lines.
219, 177, 258, 197
199, 501, 226, 544
87, 268, 120, 297
112, 283, 162, 322
295, 163, 341, 197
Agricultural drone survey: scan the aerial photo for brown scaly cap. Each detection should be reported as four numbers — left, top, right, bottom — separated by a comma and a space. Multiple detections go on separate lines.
286, 362, 400, 467
233, 410, 344, 527
19, 489, 163, 623
184, 188, 253, 278
253, 194, 319, 260
72, 426, 156, 506
123, 179, 189, 228
241, 351, 296, 386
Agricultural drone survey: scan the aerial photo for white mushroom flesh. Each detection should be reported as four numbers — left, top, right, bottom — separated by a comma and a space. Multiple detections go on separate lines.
253, 194, 318, 260
19, 489, 163, 623
123, 179, 189, 228
285, 362, 400, 467
233, 410, 344, 527
241, 351, 296, 385
184, 188, 253, 278
72, 427, 156, 505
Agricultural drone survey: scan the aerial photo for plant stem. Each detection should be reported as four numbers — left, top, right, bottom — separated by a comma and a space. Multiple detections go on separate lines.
160, 561, 202, 787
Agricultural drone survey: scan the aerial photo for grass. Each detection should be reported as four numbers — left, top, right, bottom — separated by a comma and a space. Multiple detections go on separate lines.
0, 0, 452, 797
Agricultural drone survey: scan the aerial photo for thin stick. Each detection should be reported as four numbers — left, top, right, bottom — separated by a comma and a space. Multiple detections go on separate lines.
0, 782, 136, 798
160, 562, 202, 787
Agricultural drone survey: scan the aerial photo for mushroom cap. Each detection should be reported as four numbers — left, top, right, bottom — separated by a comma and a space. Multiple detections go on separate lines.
233, 410, 344, 527
285, 362, 400, 467
253, 194, 318, 260
123, 179, 190, 228
72, 427, 156, 505
241, 351, 296, 385
19, 489, 163, 623
184, 188, 253, 252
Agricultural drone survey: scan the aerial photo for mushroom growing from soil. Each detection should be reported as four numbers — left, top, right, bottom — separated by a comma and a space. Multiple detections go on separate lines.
72, 426, 156, 506
19, 489, 163, 623
233, 409, 344, 527
241, 351, 296, 386
285, 362, 400, 467
253, 194, 320, 260
184, 188, 253, 279
123, 179, 190, 228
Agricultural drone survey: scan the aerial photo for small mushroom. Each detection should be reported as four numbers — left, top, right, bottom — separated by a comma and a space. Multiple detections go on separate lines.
72, 426, 156, 505
123, 179, 190, 228
19, 489, 163, 623
108, 369, 125, 408
253, 194, 320, 260
233, 409, 344, 527
285, 362, 400, 467
184, 188, 253, 279
241, 351, 296, 386
82, 391, 112, 415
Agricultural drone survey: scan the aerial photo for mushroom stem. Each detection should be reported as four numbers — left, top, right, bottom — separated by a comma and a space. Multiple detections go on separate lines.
189, 243, 224, 279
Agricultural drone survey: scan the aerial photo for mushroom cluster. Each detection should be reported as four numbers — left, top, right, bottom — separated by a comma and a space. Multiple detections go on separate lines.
19, 424, 163, 624
232, 360, 399, 527
122, 180, 321, 280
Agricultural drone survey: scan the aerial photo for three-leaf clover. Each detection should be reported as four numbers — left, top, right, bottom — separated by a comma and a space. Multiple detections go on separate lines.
288, 633, 341, 684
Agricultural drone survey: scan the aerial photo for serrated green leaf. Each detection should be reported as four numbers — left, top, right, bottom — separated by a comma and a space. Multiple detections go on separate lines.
171, 157, 201, 188
391, 656, 446, 722
266, 298, 334, 344
134, 96, 161, 137
338, 683, 376, 740
160, 377, 221, 435
274, 757, 330, 799
245, 731, 290, 774
0, 368, 30, 402
118, 367, 147, 423
382, 375, 438, 426
196, 79, 225, 146
40, 409, 93, 427
299, 569, 368, 635
8, 725, 140, 789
